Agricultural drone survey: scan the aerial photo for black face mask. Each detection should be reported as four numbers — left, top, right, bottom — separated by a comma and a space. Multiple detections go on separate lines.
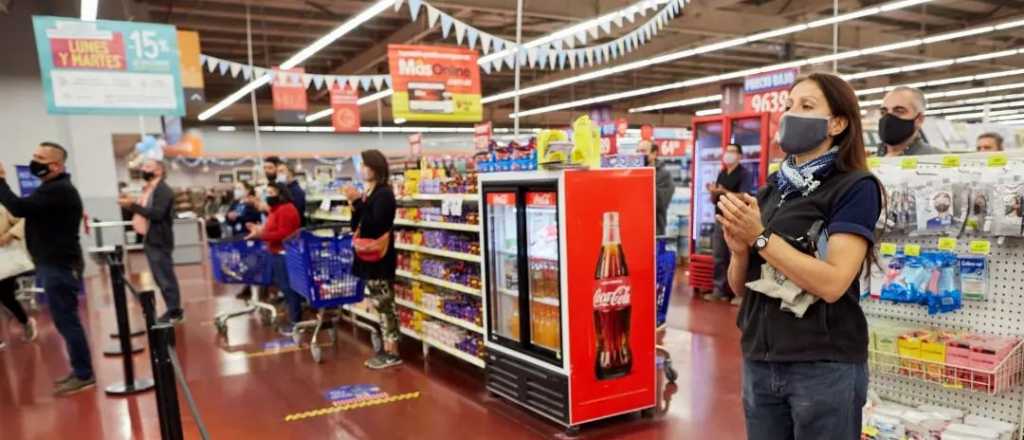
29, 160, 50, 178
879, 113, 918, 146
266, 195, 281, 206
265, 173, 277, 183
142, 171, 157, 181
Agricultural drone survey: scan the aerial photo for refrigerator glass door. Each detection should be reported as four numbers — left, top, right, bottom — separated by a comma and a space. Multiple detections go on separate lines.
524, 191, 561, 356
486, 192, 521, 343
692, 120, 724, 255
730, 117, 763, 191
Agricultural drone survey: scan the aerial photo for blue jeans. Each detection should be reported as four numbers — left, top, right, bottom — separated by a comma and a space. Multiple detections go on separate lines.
38, 264, 94, 380
743, 359, 867, 440
271, 254, 303, 324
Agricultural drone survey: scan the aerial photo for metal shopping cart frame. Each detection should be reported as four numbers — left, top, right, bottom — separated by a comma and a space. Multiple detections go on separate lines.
208, 239, 277, 336
656, 237, 679, 387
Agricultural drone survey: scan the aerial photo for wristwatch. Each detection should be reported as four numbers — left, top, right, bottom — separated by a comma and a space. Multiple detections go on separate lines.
753, 229, 773, 253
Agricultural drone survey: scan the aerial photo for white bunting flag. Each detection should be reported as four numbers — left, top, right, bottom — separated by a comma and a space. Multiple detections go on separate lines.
558, 51, 567, 69
348, 77, 360, 91
241, 65, 252, 80
199, 54, 208, 66
427, 5, 441, 28
492, 57, 504, 72
493, 39, 505, 53
575, 31, 587, 45
206, 57, 218, 73
440, 14, 453, 38
517, 49, 528, 67
360, 77, 372, 92
218, 61, 230, 76
313, 75, 325, 90
480, 33, 493, 54
454, 20, 467, 44
547, 49, 557, 69
568, 51, 576, 69
385, 76, 393, 89
600, 20, 612, 35
576, 51, 585, 68
587, 26, 599, 40
601, 44, 610, 62
467, 28, 479, 50
394, 0, 404, 12
408, 0, 422, 21
613, 14, 624, 28
527, 48, 539, 68
302, 74, 314, 89
617, 39, 626, 56
625, 7, 637, 23
373, 76, 385, 91
584, 49, 593, 67
229, 62, 242, 78
482, 62, 491, 74
504, 53, 516, 70
563, 36, 576, 49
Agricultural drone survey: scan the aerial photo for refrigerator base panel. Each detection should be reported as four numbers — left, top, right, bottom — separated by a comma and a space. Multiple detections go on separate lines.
486, 348, 570, 425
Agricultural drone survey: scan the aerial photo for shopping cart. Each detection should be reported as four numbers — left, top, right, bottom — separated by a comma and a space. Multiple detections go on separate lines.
209, 239, 277, 336
656, 238, 678, 385
285, 227, 365, 363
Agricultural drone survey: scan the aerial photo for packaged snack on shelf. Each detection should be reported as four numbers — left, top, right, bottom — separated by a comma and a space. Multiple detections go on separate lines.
990, 173, 1024, 237
963, 415, 1016, 440
958, 255, 989, 301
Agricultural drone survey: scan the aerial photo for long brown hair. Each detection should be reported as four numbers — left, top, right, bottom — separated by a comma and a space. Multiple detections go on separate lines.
792, 72, 885, 275
361, 149, 390, 186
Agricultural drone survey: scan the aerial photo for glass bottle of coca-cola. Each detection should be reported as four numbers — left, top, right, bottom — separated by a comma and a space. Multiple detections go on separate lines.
593, 212, 632, 380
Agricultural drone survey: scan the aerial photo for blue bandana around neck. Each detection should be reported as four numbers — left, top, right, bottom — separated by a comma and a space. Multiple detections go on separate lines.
774, 147, 840, 198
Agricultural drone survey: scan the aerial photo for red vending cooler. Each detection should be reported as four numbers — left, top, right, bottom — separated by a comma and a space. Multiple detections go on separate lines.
480, 169, 656, 434
688, 112, 770, 292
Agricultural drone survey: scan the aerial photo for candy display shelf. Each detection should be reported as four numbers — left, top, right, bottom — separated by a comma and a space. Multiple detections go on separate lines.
395, 243, 481, 263
395, 297, 483, 334
310, 212, 351, 222
394, 218, 480, 233
406, 193, 479, 202
401, 326, 485, 368
395, 269, 482, 297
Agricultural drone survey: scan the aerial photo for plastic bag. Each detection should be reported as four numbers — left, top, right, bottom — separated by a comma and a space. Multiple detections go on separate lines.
570, 115, 602, 168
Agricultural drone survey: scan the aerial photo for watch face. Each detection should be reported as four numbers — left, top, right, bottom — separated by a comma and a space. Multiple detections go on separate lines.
756, 237, 768, 249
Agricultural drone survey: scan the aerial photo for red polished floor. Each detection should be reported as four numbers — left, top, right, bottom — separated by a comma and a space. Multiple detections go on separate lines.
0, 256, 745, 439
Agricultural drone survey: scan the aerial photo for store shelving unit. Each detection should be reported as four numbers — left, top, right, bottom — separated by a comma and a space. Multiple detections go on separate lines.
394, 218, 480, 232
395, 297, 484, 334
395, 269, 482, 297
395, 243, 481, 263
309, 212, 351, 222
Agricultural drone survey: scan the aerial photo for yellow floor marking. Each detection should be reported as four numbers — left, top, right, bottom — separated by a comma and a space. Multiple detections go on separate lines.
283, 392, 421, 422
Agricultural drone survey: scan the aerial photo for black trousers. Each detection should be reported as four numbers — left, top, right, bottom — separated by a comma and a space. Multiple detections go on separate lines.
0, 275, 28, 325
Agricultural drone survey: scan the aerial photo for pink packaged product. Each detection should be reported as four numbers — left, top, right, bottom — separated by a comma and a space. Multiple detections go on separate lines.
969, 335, 1020, 392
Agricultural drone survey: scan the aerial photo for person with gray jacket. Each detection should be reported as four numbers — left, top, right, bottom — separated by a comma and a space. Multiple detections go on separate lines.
120, 159, 183, 324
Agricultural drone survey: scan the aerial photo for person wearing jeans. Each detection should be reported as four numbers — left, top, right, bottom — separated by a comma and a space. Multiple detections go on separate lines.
0, 142, 94, 396
246, 182, 302, 334
120, 160, 183, 324
718, 74, 881, 439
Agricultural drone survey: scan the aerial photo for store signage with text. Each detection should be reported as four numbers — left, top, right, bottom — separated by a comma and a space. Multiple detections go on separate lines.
177, 30, 204, 103
473, 122, 492, 150
329, 83, 360, 133
31, 16, 185, 116
743, 67, 798, 113
387, 45, 482, 123
409, 133, 422, 156
272, 67, 307, 124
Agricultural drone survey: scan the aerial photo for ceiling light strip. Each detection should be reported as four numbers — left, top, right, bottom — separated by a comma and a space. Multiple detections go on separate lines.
198, 0, 395, 121
305, 89, 394, 123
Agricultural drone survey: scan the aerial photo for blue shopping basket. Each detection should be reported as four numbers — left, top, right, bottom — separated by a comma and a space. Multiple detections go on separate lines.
284, 228, 364, 309
209, 239, 273, 286
655, 242, 676, 328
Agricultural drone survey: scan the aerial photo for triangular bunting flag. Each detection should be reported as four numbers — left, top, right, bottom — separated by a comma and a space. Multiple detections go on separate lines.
517, 49, 528, 67
454, 20, 467, 44
218, 61, 230, 76
493, 39, 504, 53
527, 47, 539, 68
359, 77, 372, 92
613, 14, 624, 28
601, 44, 610, 62
229, 62, 242, 78
568, 51, 576, 69
324, 75, 337, 88
480, 33, 492, 54
547, 49, 557, 69
427, 5, 440, 28
241, 65, 253, 80
647, 22, 655, 39
610, 42, 618, 59
482, 62, 491, 74
594, 48, 603, 65
631, 32, 640, 48
557, 50, 567, 69
440, 14, 453, 39
206, 57, 218, 73
625, 7, 637, 23
467, 28, 479, 50
577, 51, 586, 68
585, 48, 594, 67
537, 50, 547, 69
625, 36, 633, 53
563, 36, 575, 49
385, 76, 393, 89
504, 53, 516, 69
199, 54, 208, 66
408, 0, 422, 21
348, 77, 360, 91
551, 39, 563, 51
492, 58, 504, 72
575, 31, 587, 45
394, 0, 404, 12
587, 26, 599, 40
373, 76, 385, 91
639, 27, 647, 44
599, 20, 612, 35
302, 74, 314, 89
617, 39, 626, 55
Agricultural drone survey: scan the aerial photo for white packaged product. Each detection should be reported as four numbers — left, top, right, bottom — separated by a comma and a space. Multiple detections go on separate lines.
962, 170, 994, 234
876, 169, 907, 234
990, 173, 1024, 237
917, 404, 964, 422
964, 415, 1015, 440
944, 423, 1001, 440
909, 172, 957, 236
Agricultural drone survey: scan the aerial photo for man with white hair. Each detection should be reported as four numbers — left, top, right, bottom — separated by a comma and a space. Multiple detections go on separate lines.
119, 159, 183, 324
877, 86, 946, 156
876, 85, 946, 156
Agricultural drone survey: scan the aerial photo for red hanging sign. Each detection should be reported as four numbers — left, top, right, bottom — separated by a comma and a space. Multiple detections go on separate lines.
615, 118, 628, 137
272, 67, 307, 124
329, 83, 360, 133
473, 121, 492, 150
409, 133, 422, 156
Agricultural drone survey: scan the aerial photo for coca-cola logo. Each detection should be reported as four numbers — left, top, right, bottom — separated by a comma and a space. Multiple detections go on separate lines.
593, 278, 631, 309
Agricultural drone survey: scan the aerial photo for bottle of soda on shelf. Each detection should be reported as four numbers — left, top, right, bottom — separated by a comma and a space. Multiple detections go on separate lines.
593, 212, 632, 380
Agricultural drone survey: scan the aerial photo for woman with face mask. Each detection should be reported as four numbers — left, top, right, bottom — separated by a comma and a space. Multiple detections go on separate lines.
343, 149, 399, 370
246, 183, 303, 335
226, 181, 262, 238
716, 72, 882, 440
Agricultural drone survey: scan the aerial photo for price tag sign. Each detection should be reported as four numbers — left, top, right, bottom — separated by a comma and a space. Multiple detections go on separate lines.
319, 198, 332, 212
937, 237, 957, 251
867, 157, 881, 169
988, 153, 1008, 168
904, 244, 921, 257
450, 198, 463, 217
879, 242, 898, 256
969, 240, 991, 255
900, 157, 919, 170
768, 163, 780, 174
941, 155, 961, 168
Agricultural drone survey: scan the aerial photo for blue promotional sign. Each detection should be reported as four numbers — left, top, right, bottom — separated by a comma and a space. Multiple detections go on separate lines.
324, 384, 388, 405
31, 16, 185, 116
262, 337, 297, 351
15, 166, 42, 196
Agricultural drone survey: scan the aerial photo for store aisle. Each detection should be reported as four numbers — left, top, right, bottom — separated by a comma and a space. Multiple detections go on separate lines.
0, 263, 745, 439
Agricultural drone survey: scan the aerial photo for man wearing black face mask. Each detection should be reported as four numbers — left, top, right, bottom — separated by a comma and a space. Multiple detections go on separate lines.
0, 142, 94, 396
876, 86, 945, 157
119, 160, 183, 324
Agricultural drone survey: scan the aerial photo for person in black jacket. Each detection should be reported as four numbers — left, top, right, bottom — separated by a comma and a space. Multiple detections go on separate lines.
120, 160, 183, 324
344, 149, 399, 370
0, 142, 95, 396
717, 73, 881, 440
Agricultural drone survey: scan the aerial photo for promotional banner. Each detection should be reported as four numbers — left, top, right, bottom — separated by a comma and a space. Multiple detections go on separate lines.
329, 83, 360, 133
272, 67, 308, 124
652, 127, 692, 157
31, 16, 185, 116
744, 67, 798, 160
15, 166, 42, 196
176, 30, 204, 103
564, 169, 655, 424
473, 121, 492, 150
388, 44, 482, 123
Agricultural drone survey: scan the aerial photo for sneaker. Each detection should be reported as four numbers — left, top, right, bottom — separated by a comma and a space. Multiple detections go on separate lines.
0, 340, 5, 350
730, 296, 743, 306
278, 324, 296, 337
54, 372, 76, 385
24, 317, 38, 342
54, 376, 96, 396
158, 310, 185, 325
363, 353, 387, 368
702, 293, 726, 302
366, 354, 402, 370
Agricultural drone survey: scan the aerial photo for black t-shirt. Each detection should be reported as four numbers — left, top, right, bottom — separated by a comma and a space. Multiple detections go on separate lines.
714, 165, 749, 214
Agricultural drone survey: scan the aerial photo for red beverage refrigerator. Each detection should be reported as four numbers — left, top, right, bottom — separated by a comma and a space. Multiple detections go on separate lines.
688, 112, 770, 292
480, 168, 656, 433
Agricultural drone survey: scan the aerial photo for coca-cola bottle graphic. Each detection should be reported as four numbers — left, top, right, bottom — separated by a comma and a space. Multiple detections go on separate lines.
593, 212, 632, 380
